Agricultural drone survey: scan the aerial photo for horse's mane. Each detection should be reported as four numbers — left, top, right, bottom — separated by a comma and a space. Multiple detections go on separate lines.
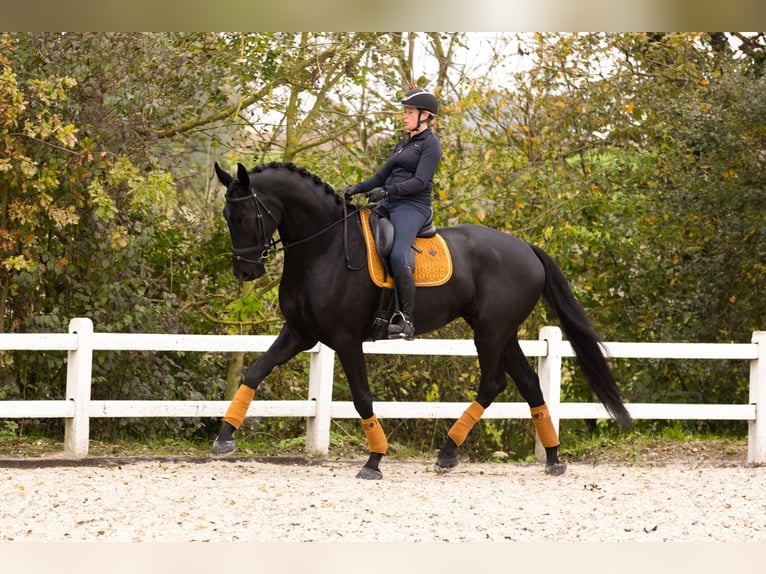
250, 162, 339, 199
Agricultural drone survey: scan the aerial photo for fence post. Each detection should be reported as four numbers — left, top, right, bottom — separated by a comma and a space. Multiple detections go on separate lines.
64, 318, 93, 458
749, 331, 766, 464
305, 343, 335, 455
536, 326, 562, 463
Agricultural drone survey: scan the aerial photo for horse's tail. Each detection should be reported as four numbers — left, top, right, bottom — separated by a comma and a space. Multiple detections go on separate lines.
529, 244, 633, 429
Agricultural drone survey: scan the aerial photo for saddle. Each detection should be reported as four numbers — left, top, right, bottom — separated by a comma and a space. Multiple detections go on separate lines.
359, 207, 453, 341
360, 207, 452, 289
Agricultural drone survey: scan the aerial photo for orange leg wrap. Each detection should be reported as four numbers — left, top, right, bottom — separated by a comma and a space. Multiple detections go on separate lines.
223, 385, 255, 429
531, 403, 560, 448
447, 401, 485, 446
362, 414, 388, 454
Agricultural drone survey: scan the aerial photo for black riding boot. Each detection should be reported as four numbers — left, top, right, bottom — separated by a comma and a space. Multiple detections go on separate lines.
388, 265, 416, 340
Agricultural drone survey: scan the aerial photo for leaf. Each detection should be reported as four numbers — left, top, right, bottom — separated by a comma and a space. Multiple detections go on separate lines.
3, 254, 35, 272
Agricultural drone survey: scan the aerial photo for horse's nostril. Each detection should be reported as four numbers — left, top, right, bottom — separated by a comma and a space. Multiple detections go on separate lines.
233, 263, 265, 282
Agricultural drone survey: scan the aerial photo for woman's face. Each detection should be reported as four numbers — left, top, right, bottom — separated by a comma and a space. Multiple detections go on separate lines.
402, 106, 424, 133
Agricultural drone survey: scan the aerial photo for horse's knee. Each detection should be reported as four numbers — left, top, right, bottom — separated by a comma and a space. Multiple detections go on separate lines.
476, 376, 507, 406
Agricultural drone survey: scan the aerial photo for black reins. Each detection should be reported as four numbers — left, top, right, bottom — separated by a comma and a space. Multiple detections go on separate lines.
226, 186, 365, 270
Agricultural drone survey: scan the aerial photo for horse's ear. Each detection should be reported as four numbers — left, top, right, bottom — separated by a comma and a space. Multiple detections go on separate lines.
214, 162, 232, 187
237, 163, 250, 189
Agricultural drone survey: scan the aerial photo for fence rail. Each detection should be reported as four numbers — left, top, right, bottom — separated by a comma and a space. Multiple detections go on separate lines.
1, 318, 764, 463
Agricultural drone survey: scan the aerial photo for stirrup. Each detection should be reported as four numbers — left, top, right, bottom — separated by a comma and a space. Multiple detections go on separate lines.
388, 312, 415, 340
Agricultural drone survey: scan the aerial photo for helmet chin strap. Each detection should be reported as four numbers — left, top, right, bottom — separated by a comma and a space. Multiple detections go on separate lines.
410, 110, 432, 134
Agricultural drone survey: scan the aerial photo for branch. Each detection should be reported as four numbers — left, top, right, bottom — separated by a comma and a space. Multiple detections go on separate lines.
192, 304, 282, 328
291, 120, 359, 157
150, 45, 339, 139
8, 132, 82, 156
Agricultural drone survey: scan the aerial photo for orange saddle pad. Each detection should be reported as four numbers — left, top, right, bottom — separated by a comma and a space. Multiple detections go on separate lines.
360, 208, 453, 289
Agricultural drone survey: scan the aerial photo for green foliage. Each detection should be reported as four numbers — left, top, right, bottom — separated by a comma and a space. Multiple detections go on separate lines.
433, 33, 763, 421
0, 421, 19, 442
2, 32, 764, 452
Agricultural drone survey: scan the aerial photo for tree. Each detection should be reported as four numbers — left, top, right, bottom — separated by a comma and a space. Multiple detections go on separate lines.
3, 32, 763, 451
433, 33, 765, 433
1, 33, 234, 438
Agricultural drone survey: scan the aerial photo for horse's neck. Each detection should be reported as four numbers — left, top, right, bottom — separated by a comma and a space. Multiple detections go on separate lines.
279, 199, 347, 280
275, 188, 343, 248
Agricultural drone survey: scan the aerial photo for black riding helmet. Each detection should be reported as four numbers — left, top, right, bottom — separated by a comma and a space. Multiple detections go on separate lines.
400, 87, 438, 116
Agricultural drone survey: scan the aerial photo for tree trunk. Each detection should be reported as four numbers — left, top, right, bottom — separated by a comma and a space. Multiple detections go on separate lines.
224, 280, 255, 400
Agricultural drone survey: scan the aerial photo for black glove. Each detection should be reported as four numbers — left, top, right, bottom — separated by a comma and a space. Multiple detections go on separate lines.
343, 184, 362, 198
365, 187, 388, 202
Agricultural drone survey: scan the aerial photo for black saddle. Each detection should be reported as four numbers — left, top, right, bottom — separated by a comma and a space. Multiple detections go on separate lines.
365, 207, 436, 341
368, 207, 436, 262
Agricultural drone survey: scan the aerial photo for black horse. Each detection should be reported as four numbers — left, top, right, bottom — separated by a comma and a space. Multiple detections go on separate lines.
211, 162, 632, 479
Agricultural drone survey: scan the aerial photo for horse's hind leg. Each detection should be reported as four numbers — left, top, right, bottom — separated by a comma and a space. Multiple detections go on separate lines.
435, 331, 508, 473
503, 339, 566, 476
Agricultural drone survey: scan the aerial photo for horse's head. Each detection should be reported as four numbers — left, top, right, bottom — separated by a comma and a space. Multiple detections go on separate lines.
215, 162, 279, 281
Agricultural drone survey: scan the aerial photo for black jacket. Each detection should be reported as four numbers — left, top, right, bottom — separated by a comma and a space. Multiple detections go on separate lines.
358, 128, 441, 209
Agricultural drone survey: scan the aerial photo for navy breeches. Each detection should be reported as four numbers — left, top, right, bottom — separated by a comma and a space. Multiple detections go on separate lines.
387, 203, 429, 276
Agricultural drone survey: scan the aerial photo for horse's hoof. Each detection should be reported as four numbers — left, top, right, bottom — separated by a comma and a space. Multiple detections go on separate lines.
210, 439, 236, 457
434, 454, 459, 474
545, 461, 567, 476
355, 466, 383, 480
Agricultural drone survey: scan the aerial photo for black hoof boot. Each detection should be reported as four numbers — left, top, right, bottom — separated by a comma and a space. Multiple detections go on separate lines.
545, 461, 567, 476
211, 439, 236, 456
211, 423, 236, 457
434, 438, 459, 474
434, 453, 458, 474
356, 453, 383, 480
544, 445, 567, 476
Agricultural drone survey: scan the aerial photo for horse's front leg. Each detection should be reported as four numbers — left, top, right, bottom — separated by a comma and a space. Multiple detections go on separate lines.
336, 345, 386, 480
211, 324, 316, 456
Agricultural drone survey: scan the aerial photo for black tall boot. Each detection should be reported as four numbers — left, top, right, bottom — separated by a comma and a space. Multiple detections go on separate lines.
388, 265, 416, 340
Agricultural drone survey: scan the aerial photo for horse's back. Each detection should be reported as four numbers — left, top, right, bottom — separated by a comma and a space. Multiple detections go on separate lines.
436, 223, 546, 323
439, 223, 544, 279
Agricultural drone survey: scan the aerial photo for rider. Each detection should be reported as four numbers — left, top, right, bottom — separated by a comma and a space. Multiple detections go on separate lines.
345, 87, 442, 340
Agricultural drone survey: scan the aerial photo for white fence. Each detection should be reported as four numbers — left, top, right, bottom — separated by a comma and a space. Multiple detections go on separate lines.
1, 318, 764, 463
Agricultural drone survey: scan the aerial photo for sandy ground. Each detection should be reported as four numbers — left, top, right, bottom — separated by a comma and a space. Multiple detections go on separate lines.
1, 456, 765, 543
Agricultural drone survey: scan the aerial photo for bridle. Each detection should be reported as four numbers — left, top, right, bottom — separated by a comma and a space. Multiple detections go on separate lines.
225, 184, 365, 270
225, 190, 281, 266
